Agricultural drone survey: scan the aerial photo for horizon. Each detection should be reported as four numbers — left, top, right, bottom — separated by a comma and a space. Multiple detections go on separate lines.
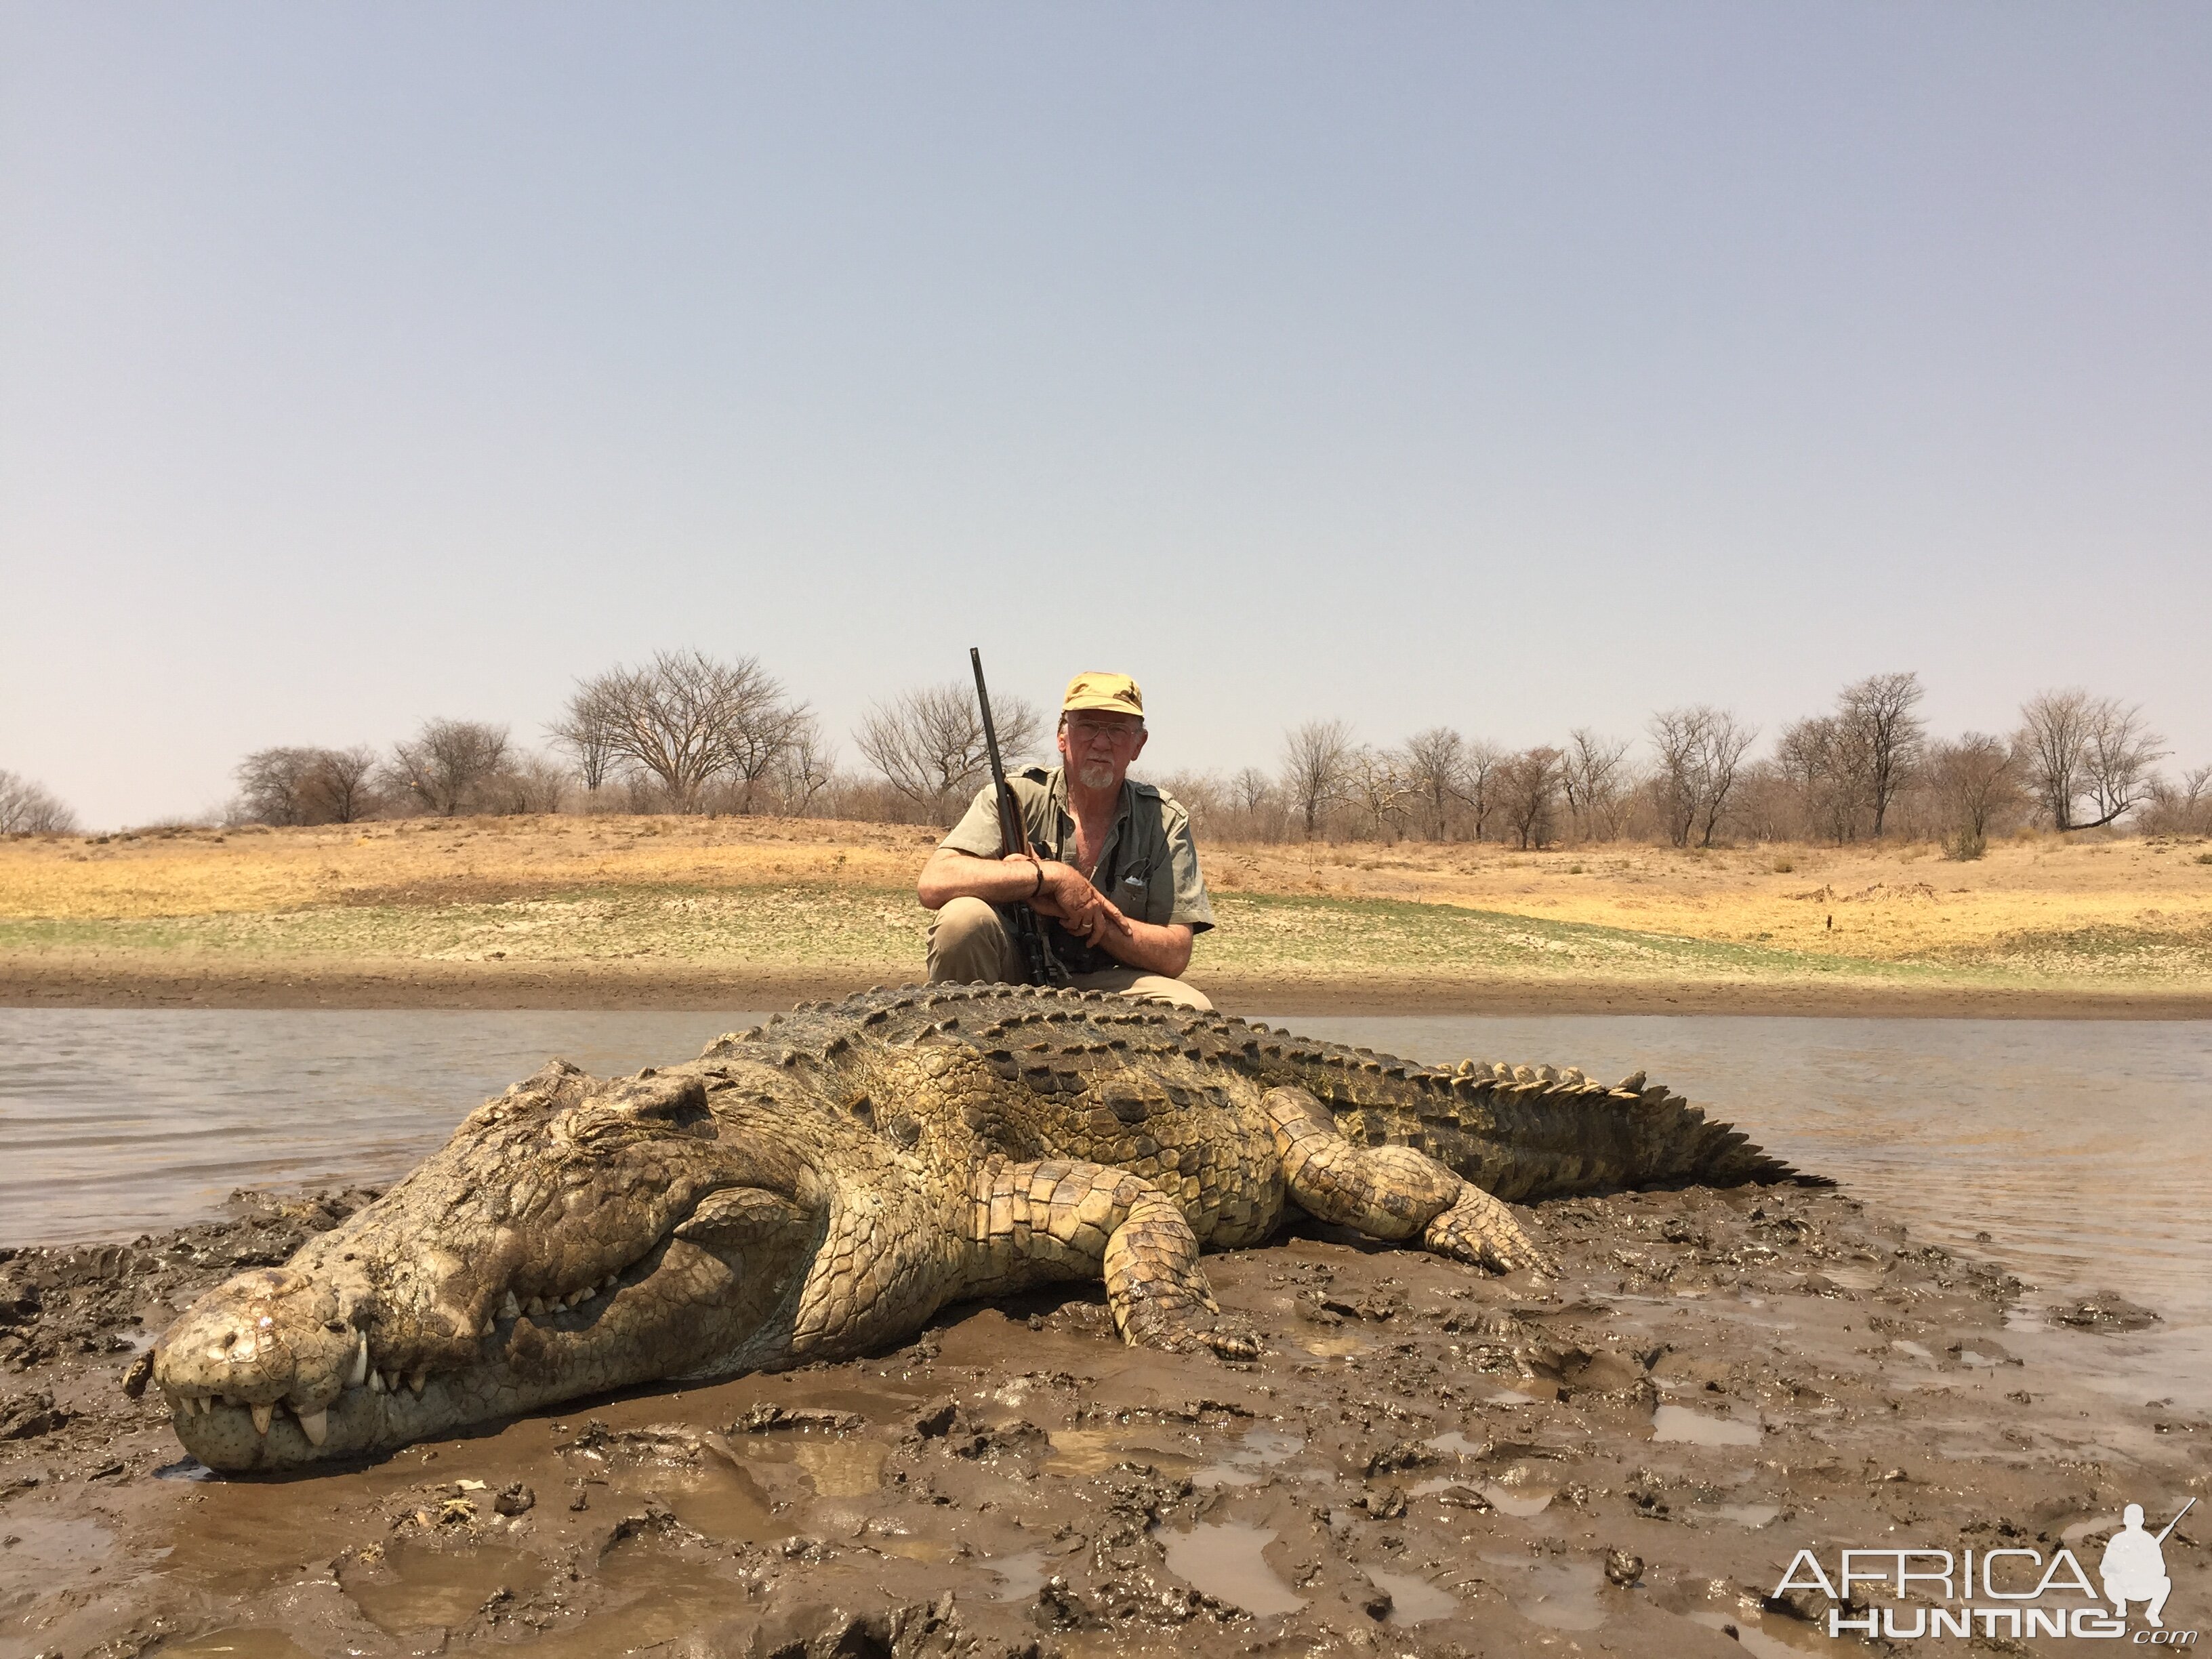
4, 5, 2207, 830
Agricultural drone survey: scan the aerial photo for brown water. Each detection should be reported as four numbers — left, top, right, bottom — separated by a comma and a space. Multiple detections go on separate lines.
3, 1009, 2205, 1405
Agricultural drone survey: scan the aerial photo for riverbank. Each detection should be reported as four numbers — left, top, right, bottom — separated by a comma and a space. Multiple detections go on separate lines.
4, 1181, 2202, 1656
5, 815, 2209, 1017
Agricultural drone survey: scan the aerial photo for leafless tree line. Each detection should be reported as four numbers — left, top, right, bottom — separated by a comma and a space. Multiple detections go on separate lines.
1152, 672, 2193, 858
0, 770, 79, 834
211, 651, 2200, 853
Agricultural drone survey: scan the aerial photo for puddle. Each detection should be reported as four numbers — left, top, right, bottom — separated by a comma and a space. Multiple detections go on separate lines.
1687, 1609, 1819, 1656
1044, 1427, 1199, 1479
1481, 1483, 1554, 1517
725, 1426, 888, 1497
1889, 1338, 1937, 1364
153, 1633, 323, 1659
1425, 1431, 1488, 1458
480, 1555, 739, 1658
1367, 1568, 1456, 1625
1652, 1404, 1762, 1447
1481, 1553, 1607, 1631
340, 1538, 547, 1635
987, 1547, 1048, 1601
2062, 1513, 2122, 1544
1155, 1521, 1304, 1617
1297, 1334, 1368, 1357
1, 1517, 119, 1621
655, 1457, 779, 1541
1716, 1502, 1782, 1528
786, 1437, 887, 1497
1193, 1426, 1306, 1489
876, 1534, 958, 1564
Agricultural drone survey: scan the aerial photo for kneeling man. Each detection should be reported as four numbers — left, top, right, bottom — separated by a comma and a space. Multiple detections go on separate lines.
919, 672, 1214, 1010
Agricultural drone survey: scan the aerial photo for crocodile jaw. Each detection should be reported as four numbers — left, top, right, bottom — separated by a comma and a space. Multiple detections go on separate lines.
155, 1227, 807, 1471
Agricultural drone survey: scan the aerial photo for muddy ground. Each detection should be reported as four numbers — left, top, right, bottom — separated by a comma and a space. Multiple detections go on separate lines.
3, 1184, 2204, 1659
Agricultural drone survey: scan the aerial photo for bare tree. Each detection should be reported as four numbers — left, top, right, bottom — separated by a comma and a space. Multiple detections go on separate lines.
854, 682, 1046, 825
1399, 727, 1465, 841
1649, 706, 1757, 848
1837, 672, 1927, 836
2142, 764, 2212, 836
1775, 714, 1870, 842
1345, 746, 1411, 842
766, 714, 836, 817
564, 650, 808, 814
2014, 689, 2163, 830
386, 720, 512, 817
1280, 719, 1354, 838
2080, 700, 2165, 828
235, 747, 325, 826
1561, 729, 1631, 842
2015, 689, 2095, 830
0, 770, 78, 834
547, 677, 623, 791
1927, 733, 2020, 859
1455, 738, 1505, 842
1229, 767, 1274, 817
307, 745, 381, 823
1494, 746, 1565, 850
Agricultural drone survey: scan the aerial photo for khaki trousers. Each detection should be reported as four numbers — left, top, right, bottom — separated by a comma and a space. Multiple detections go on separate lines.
925, 895, 1213, 1011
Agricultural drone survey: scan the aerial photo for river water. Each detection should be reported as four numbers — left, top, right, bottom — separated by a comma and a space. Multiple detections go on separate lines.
3, 1010, 2205, 1405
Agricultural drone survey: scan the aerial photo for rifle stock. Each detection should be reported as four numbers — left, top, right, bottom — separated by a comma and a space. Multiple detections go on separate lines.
969, 648, 1066, 987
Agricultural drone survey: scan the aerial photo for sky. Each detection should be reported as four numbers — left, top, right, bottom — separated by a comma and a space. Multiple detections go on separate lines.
3, 3, 2207, 830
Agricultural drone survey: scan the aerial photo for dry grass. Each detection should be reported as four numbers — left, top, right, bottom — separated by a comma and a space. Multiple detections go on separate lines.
3, 815, 2209, 991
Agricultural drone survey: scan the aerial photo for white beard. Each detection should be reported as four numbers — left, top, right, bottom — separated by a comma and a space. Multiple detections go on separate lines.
1073, 761, 1117, 792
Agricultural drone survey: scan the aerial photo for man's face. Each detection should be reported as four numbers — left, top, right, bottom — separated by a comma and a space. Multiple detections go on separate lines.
1058, 711, 1147, 793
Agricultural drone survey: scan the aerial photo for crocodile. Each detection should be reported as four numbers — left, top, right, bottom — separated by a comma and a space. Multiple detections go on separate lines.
144, 983, 1814, 1469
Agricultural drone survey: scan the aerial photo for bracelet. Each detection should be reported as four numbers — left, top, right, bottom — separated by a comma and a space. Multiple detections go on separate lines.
1029, 860, 1046, 897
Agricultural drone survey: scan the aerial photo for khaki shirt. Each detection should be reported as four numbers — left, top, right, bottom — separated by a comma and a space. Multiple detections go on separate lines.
939, 766, 1215, 976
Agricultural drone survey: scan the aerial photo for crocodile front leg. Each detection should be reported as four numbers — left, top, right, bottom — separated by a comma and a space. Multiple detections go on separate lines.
968, 1157, 1258, 1359
1263, 1087, 1557, 1276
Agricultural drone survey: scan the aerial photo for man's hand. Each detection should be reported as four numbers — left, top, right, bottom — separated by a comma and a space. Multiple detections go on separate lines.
1054, 892, 1131, 949
1029, 861, 1105, 933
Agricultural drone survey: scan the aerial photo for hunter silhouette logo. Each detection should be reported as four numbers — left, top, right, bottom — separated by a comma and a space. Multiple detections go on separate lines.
1770, 1497, 2196, 1642
2104, 1500, 2190, 1630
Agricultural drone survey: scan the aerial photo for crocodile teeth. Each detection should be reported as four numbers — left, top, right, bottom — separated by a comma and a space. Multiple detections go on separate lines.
250, 1402, 274, 1435
346, 1333, 369, 1387
565, 1288, 589, 1307
502, 1290, 523, 1321
295, 1407, 329, 1446
369, 1368, 387, 1394
407, 1370, 427, 1396
526, 1296, 548, 1316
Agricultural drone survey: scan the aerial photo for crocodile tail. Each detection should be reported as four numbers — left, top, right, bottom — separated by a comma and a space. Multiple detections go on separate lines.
1336, 1065, 1825, 1202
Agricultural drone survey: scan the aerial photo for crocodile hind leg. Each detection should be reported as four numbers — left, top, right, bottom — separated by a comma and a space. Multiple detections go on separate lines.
1262, 1087, 1556, 1275
970, 1158, 1258, 1359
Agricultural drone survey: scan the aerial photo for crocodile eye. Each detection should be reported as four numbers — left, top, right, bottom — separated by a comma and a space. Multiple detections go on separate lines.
325, 1320, 347, 1334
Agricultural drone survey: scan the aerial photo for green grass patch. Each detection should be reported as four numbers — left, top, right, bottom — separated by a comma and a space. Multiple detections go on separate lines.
3, 882, 2205, 989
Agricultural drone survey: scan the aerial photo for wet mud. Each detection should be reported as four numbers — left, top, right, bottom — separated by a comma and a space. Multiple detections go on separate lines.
4, 1185, 2205, 1657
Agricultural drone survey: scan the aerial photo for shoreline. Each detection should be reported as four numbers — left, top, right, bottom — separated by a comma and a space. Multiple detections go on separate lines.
4, 1181, 2202, 1655
5, 957, 2209, 1019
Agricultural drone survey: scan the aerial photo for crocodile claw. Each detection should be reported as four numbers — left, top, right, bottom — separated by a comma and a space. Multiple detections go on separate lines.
1425, 1187, 1560, 1280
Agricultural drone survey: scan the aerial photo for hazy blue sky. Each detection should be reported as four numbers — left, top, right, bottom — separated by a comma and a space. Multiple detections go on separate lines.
4, 4, 2207, 829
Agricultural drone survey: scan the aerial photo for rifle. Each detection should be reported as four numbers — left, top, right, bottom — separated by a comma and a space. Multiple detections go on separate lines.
969, 648, 1067, 987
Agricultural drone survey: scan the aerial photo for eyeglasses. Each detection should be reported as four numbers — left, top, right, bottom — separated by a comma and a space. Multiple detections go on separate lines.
1065, 718, 1146, 746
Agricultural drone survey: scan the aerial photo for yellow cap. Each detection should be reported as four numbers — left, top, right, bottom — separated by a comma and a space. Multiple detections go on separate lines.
1061, 672, 1145, 718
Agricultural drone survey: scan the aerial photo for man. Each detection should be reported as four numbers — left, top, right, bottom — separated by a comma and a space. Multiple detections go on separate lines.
918, 671, 1214, 1010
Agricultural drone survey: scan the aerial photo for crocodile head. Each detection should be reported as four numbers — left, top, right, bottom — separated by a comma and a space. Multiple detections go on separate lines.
152, 1061, 824, 1470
